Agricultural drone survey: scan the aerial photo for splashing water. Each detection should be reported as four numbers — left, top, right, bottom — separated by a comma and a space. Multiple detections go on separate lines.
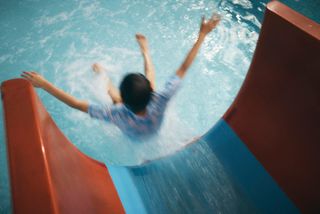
0, 0, 266, 166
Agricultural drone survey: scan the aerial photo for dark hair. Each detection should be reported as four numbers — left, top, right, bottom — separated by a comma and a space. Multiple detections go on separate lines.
120, 73, 152, 113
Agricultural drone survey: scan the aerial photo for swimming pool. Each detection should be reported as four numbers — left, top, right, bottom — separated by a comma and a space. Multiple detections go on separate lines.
1, 0, 318, 213
0, 0, 269, 164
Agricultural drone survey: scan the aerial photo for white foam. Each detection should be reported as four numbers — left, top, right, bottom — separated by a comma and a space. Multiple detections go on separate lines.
232, 0, 253, 9
35, 12, 70, 26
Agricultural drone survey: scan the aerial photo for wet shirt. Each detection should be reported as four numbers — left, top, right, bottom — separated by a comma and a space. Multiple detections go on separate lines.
88, 75, 182, 138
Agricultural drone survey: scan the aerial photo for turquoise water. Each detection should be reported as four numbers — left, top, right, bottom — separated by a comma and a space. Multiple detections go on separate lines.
281, 0, 320, 23
0, 0, 266, 166
1, 0, 317, 213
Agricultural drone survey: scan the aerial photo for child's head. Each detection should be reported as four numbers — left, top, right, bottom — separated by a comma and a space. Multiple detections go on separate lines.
120, 73, 152, 113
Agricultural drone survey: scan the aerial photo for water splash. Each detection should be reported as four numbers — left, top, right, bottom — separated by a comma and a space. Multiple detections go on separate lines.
0, 0, 265, 166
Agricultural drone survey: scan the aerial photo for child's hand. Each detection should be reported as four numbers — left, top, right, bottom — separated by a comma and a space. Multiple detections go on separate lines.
199, 13, 221, 36
136, 33, 149, 54
21, 71, 49, 88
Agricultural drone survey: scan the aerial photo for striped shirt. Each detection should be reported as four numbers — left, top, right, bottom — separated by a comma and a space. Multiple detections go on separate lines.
88, 75, 182, 138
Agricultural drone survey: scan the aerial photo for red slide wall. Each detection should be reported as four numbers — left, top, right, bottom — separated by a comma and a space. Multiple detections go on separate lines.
1, 79, 125, 213
223, 1, 320, 212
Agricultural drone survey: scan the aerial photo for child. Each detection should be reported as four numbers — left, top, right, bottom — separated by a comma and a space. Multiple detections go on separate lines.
22, 14, 220, 139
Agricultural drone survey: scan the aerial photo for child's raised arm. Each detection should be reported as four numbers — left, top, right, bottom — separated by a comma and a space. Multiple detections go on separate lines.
21, 71, 89, 113
176, 13, 220, 78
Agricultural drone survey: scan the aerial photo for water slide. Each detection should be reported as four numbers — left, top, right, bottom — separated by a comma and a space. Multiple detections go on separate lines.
1, 1, 319, 213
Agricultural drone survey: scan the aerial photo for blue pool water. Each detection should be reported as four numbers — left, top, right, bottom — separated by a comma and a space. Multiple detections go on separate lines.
0, 0, 266, 164
0, 0, 318, 213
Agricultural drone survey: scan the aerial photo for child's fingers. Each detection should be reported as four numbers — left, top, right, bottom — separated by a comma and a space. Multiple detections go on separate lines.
24, 71, 38, 78
136, 33, 145, 38
209, 16, 220, 28
21, 72, 32, 79
21, 72, 37, 81
201, 15, 205, 24
21, 74, 31, 81
211, 12, 221, 21
22, 71, 33, 78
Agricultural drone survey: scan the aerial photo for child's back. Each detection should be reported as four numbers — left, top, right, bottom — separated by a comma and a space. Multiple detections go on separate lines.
88, 74, 181, 138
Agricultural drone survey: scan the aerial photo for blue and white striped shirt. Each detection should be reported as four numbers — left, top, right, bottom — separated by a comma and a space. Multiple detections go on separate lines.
88, 75, 182, 138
